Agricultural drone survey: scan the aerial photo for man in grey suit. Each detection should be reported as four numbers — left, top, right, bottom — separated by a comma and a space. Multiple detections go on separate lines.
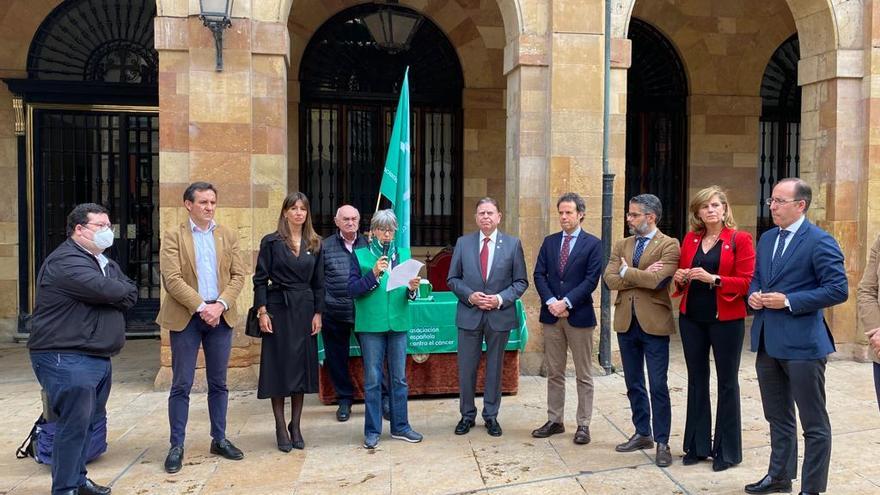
448, 197, 529, 437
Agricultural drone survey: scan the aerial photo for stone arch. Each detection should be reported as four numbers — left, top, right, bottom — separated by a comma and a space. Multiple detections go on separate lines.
287, 0, 510, 229
0, 0, 63, 75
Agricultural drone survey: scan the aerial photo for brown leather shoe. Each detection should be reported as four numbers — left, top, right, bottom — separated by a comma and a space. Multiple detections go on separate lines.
655, 443, 672, 467
531, 421, 564, 438
573, 426, 591, 445
615, 433, 654, 452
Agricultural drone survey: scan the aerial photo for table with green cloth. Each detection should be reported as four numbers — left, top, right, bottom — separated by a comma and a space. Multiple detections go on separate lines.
316, 291, 529, 403
317, 291, 528, 359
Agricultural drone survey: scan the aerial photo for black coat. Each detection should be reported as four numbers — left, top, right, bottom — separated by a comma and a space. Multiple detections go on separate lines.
321, 232, 367, 323
28, 239, 138, 357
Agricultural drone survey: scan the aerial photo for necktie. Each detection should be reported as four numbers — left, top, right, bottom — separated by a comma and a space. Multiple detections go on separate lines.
632, 237, 648, 267
480, 237, 491, 282
559, 235, 572, 273
770, 229, 790, 277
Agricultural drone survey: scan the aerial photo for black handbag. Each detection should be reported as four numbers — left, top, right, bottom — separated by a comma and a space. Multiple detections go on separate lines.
245, 306, 262, 338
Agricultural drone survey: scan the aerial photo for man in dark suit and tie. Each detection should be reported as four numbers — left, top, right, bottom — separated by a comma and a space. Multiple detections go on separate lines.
530, 192, 602, 445
448, 197, 529, 437
603, 194, 680, 467
744, 178, 848, 495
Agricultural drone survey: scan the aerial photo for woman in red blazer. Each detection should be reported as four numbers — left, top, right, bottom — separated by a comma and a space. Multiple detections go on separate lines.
673, 185, 755, 472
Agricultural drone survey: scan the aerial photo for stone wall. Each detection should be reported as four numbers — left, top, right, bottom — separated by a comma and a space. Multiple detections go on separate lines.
153, 0, 292, 390
0, 1, 63, 339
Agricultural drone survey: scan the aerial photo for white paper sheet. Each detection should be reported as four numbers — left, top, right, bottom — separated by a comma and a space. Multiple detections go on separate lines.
386, 258, 425, 291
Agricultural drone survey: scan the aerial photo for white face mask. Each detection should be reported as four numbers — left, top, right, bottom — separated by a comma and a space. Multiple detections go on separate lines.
92, 228, 115, 250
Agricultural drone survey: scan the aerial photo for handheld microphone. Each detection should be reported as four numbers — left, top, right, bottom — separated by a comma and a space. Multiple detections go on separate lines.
382, 241, 390, 257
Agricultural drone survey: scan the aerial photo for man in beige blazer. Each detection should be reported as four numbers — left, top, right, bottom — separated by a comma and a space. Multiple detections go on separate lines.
157, 182, 247, 474
603, 194, 680, 467
857, 234, 880, 411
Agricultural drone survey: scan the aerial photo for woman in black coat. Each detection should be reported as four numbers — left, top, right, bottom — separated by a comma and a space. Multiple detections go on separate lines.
254, 192, 324, 451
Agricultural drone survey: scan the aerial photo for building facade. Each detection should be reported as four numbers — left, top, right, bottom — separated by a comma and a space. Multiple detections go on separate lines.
0, 0, 875, 386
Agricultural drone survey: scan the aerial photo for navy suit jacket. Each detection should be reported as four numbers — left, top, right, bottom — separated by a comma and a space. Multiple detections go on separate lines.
748, 219, 848, 359
533, 230, 602, 328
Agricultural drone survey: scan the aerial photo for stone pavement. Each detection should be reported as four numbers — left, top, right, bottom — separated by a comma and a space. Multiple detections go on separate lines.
1, 338, 879, 495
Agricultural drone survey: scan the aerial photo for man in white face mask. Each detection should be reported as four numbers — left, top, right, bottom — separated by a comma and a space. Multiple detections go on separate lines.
28, 203, 138, 495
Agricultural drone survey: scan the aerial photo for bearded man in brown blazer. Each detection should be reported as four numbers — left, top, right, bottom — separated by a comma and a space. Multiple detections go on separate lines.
603, 193, 680, 467
157, 182, 247, 474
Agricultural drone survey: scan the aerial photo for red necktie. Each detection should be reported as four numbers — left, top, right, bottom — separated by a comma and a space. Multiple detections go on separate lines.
480, 237, 490, 282
559, 234, 572, 273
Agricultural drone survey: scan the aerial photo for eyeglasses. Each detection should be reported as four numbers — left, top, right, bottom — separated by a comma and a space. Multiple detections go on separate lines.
85, 222, 112, 230
764, 197, 802, 206
374, 227, 396, 234
625, 212, 645, 218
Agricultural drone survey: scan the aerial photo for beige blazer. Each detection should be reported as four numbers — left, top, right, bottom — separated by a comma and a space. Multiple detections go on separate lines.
156, 222, 247, 331
603, 231, 681, 336
857, 234, 880, 364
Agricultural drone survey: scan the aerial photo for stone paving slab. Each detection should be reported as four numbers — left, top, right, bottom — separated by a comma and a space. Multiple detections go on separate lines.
1, 339, 879, 494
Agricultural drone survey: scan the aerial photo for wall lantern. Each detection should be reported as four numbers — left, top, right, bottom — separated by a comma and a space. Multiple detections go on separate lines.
199, 0, 234, 71
362, 1, 423, 54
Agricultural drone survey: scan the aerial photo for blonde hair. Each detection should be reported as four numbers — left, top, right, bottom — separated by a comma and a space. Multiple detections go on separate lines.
688, 185, 737, 232
277, 192, 321, 253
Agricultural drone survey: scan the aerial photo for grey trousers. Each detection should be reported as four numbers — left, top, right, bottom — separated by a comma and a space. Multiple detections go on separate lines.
457, 326, 510, 421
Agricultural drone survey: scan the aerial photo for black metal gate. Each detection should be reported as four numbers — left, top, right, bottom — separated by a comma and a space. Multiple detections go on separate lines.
33, 108, 160, 335
301, 102, 460, 245
626, 19, 689, 239
298, 3, 463, 247
758, 35, 801, 235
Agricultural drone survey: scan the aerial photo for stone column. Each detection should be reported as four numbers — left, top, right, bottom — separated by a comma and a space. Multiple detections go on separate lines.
798, 49, 865, 358
504, 29, 550, 373
153, 1, 291, 390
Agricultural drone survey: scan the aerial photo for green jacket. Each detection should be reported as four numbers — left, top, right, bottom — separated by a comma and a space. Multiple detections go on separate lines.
352, 246, 412, 333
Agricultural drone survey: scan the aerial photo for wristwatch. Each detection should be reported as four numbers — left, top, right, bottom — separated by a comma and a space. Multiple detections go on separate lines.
713, 276, 722, 287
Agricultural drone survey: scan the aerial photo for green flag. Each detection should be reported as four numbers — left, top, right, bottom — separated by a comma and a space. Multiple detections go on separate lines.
379, 68, 411, 249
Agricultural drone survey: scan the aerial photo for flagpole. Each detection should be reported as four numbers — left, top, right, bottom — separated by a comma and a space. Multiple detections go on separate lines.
374, 194, 382, 215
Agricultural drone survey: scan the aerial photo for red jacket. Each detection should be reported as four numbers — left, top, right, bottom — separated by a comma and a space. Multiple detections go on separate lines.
674, 227, 755, 321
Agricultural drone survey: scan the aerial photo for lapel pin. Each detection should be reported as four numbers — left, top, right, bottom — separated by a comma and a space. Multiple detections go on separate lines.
724, 245, 730, 250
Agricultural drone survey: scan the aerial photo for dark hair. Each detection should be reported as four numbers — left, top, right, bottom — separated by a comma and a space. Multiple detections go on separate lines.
775, 177, 812, 211
475, 197, 500, 212
557, 192, 586, 223
277, 192, 321, 253
66, 203, 109, 236
630, 194, 663, 221
183, 182, 217, 203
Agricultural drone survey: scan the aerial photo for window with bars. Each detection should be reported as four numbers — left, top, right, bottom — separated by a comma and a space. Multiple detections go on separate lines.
757, 35, 801, 235
298, 3, 463, 246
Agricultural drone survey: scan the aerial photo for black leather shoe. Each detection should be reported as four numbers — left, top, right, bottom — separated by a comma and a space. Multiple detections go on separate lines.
573, 426, 591, 445
78, 478, 111, 495
615, 433, 654, 452
336, 402, 351, 422
454, 417, 475, 435
485, 418, 502, 437
531, 421, 565, 438
210, 439, 244, 460
164, 445, 184, 474
655, 443, 672, 467
682, 452, 707, 466
744, 475, 793, 494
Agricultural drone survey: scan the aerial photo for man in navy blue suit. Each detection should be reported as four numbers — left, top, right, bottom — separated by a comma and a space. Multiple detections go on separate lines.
530, 193, 603, 445
745, 178, 848, 495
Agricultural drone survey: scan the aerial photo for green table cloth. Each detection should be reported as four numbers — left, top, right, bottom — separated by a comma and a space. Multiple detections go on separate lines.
318, 291, 528, 360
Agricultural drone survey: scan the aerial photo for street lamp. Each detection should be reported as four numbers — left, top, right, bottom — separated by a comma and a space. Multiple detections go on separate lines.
199, 0, 234, 71
362, 1, 423, 54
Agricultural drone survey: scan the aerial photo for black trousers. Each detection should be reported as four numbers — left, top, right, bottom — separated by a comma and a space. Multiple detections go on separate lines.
322, 315, 356, 404
679, 315, 744, 463
756, 335, 831, 493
